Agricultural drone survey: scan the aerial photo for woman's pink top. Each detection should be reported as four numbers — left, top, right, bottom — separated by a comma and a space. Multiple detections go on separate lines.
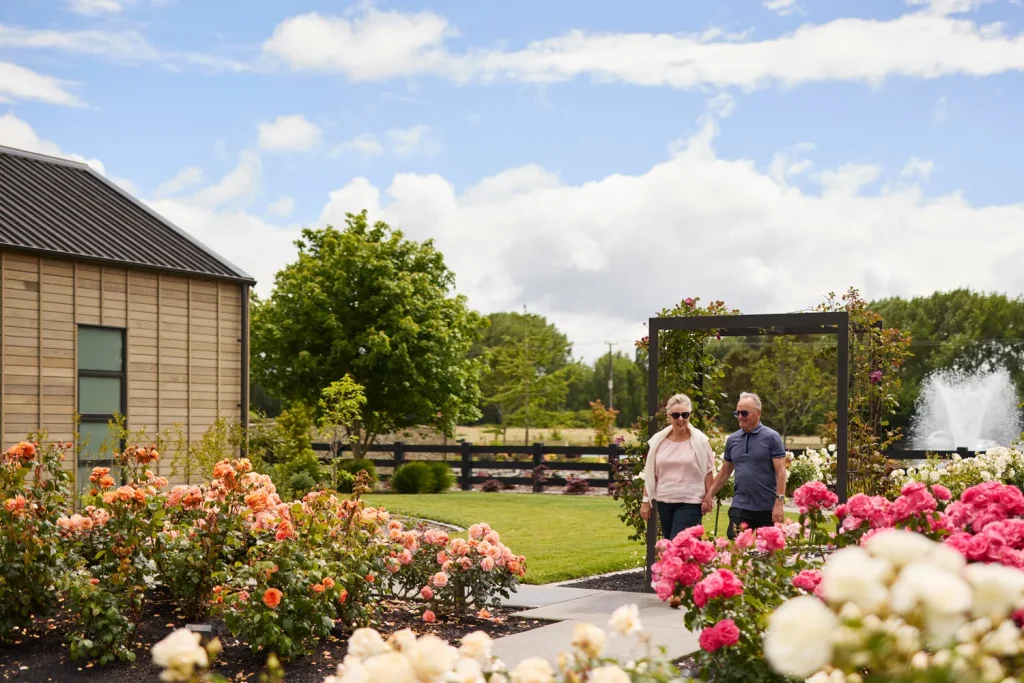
654, 438, 713, 504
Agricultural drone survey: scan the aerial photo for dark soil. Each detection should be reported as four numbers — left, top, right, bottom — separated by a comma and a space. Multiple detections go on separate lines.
561, 569, 647, 593
0, 590, 548, 683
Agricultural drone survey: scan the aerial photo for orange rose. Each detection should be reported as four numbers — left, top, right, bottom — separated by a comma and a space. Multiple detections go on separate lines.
338, 589, 348, 604
323, 577, 335, 589
89, 578, 99, 586
262, 588, 283, 609
312, 583, 325, 593
365, 574, 375, 584
99, 476, 115, 489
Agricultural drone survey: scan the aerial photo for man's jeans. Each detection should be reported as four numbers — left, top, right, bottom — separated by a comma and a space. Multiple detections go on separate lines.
656, 501, 703, 540
726, 507, 774, 539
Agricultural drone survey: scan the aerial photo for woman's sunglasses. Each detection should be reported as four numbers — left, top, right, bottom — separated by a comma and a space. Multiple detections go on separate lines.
670, 411, 691, 420
733, 410, 751, 417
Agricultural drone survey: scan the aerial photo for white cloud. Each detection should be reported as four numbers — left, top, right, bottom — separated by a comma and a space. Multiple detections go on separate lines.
764, 0, 803, 16
266, 196, 295, 217
64, 0, 130, 15
818, 163, 883, 196
0, 62, 84, 107
257, 114, 322, 152
262, 4, 1024, 91
934, 95, 949, 123
332, 133, 384, 157
901, 157, 935, 179
0, 24, 160, 61
262, 8, 454, 80
191, 151, 262, 207
155, 166, 204, 197
112, 176, 140, 196
387, 124, 441, 156
0, 112, 104, 172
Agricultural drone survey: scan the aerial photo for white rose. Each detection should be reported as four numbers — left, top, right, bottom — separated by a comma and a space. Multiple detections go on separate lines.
981, 471, 993, 482
448, 657, 487, 683
334, 658, 369, 683
406, 634, 459, 681
460, 631, 493, 665
890, 563, 972, 640
348, 628, 389, 659
510, 657, 555, 683
805, 671, 844, 683
865, 529, 936, 568
362, 652, 416, 683
151, 629, 209, 681
488, 675, 509, 683
965, 563, 1024, 621
588, 665, 630, 683
981, 619, 1022, 656
389, 628, 418, 652
820, 547, 892, 611
928, 544, 967, 575
608, 604, 642, 636
570, 623, 607, 658
764, 596, 838, 678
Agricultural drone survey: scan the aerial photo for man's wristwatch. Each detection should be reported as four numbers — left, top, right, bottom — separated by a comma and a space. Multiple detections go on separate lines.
775, 494, 785, 503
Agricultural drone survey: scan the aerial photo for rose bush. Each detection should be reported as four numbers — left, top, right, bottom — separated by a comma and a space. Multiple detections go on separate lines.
383, 521, 527, 618
889, 446, 1024, 499
765, 528, 1024, 682
0, 438, 73, 641
651, 481, 839, 683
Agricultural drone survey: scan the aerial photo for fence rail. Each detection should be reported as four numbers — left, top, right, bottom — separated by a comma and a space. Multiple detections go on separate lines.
307, 441, 981, 493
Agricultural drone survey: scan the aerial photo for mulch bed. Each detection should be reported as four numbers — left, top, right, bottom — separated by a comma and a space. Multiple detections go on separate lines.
561, 569, 647, 593
0, 590, 548, 683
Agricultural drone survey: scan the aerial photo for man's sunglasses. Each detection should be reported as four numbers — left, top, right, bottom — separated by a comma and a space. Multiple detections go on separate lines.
669, 411, 691, 420
733, 410, 751, 418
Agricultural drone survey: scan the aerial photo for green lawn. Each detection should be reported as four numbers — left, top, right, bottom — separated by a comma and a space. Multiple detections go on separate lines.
363, 492, 797, 584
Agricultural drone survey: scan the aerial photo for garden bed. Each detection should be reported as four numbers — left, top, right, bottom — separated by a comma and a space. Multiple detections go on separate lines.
561, 569, 647, 593
0, 590, 549, 683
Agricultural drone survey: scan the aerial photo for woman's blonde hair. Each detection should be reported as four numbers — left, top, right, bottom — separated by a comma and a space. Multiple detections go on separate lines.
666, 393, 692, 411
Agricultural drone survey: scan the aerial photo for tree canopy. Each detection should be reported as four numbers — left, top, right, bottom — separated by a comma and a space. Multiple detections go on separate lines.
250, 211, 487, 454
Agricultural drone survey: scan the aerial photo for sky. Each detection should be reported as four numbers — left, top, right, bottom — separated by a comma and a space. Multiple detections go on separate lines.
1, 0, 1023, 361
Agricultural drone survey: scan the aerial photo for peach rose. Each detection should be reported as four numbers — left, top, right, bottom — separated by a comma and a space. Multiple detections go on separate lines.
263, 588, 283, 609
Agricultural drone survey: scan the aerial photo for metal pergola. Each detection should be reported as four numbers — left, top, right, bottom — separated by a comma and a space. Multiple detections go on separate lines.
643, 311, 851, 586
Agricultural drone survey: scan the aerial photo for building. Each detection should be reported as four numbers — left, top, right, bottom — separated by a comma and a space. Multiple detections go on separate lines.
0, 145, 254, 492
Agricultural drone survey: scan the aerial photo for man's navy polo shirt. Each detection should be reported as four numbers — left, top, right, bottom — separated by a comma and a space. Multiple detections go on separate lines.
723, 423, 786, 512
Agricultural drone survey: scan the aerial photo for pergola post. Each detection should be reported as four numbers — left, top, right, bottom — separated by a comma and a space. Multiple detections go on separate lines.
641, 311, 851, 591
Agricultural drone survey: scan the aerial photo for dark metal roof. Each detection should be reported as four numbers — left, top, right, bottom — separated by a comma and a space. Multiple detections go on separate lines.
0, 145, 255, 284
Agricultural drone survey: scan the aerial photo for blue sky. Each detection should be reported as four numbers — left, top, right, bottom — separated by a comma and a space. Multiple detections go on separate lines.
2, 0, 1023, 359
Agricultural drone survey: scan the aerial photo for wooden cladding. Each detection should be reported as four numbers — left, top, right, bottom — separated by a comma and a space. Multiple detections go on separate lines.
0, 250, 245, 475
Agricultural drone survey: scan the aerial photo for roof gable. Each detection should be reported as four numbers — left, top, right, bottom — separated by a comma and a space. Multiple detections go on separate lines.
0, 145, 254, 284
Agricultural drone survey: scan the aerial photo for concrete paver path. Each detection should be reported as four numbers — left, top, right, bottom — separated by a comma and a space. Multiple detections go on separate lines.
493, 584, 699, 667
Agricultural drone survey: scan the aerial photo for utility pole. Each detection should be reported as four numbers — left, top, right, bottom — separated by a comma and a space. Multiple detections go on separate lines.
605, 341, 617, 410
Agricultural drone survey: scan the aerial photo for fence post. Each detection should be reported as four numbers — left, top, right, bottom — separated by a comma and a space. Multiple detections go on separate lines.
394, 441, 405, 471
607, 444, 619, 491
532, 442, 544, 493
460, 441, 473, 491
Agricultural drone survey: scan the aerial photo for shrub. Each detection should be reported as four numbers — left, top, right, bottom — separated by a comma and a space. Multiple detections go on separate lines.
481, 479, 503, 493
333, 468, 357, 493
391, 462, 437, 494
65, 570, 136, 664
0, 438, 73, 641
338, 458, 378, 488
384, 521, 526, 617
426, 461, 456, 493
564, 476, 590, 495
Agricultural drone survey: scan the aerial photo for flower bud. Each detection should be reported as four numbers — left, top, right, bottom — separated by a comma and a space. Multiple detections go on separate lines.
910, 652, 929, 669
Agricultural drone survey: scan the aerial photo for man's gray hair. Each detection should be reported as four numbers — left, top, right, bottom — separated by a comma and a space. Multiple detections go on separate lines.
739, 392, 762, 411
666, 393, 692, 410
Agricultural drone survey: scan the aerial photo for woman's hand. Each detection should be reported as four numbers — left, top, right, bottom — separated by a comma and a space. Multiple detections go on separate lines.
640, 502, 651, 521
701, 495, 713, 514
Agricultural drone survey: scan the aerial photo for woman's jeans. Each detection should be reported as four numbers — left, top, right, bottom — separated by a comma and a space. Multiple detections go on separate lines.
656, 501, 704, 540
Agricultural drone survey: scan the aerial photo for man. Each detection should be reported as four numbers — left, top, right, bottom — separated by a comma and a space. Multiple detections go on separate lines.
703, 392, 787, 538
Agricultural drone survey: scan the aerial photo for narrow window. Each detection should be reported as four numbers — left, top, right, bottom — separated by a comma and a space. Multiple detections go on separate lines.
77, 326, 125, 497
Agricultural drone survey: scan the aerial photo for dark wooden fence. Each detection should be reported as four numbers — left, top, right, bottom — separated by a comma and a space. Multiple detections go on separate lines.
310, 441, 978, 493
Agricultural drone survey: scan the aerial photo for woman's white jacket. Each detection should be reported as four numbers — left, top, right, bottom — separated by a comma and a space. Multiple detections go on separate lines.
641, 425, 715, 504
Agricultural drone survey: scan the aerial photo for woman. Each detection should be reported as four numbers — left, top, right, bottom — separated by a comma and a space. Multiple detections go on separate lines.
639, 393, 716, 540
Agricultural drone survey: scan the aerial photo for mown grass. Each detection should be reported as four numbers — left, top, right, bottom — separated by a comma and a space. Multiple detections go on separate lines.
363, 492, 801, 584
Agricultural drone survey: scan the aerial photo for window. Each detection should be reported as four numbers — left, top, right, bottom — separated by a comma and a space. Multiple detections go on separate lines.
77, 326, 126, 497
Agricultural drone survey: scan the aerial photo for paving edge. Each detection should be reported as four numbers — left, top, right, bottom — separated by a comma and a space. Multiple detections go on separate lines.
393, 514, 465, 532
547, 566, 644, 587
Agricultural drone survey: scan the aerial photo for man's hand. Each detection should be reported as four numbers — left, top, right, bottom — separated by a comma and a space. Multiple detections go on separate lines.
772, 499, 785, 524
701, 495, 713, 514
640, 502, 651, 521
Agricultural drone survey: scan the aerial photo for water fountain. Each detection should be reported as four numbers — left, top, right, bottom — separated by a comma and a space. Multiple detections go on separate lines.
910, 367, 1022, 451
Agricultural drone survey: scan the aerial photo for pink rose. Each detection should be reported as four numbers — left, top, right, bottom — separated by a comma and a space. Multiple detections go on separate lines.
690, 540, 717, 565
793, 481, 839, 511
655, 578, 675, 601
714, 619, 740, 647
432, 572, 449, 588
699, 626, 722, 652
423, 610, 436, 623
755, 526, 786, 553
735, 529, 755, 550
420, 586, 434, 600
481, 557, 495, 571
399, 549, 413, 565
792, 569, 823, 593
677, 563, 703, 587
932, 484, 952, 501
